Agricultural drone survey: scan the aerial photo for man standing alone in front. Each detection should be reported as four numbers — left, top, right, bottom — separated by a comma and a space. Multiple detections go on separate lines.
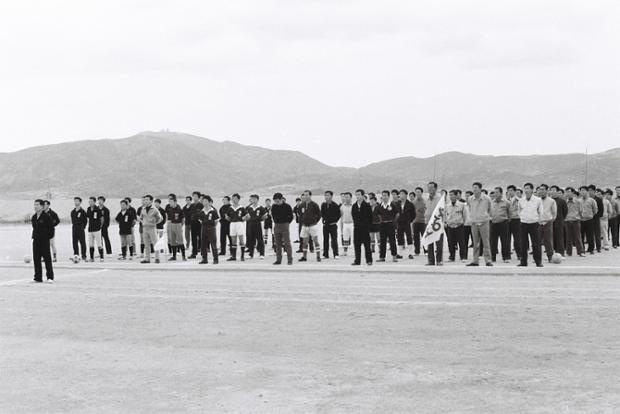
31, 199, 54, 283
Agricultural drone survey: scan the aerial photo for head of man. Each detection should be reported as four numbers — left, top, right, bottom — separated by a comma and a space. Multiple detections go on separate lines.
355, 189, 365, 203
249, 194, 259, 206
272, 193, 283, 205
427, 182, 438, 197
142, 194, 153, 207
154, 198, 162, 208
97, 196, 106, 207
587, 184, 597, 198
506, 185, 516, 198
88, 197, 96, 207
295, 197, 301, 206
264, 198, 271, 208
324, 190, 333, 203
185, 196, 192, 206
168, 194, 177, 207
222, 196, 231, 206
34, 199, 44, 214
43, 200, 50, 211
302, 190, 312, 203
472, 182, 482, 197
73, 197, 82, 208
516, 188, 523, 198
125, 197, 132, 206
448, 190, 457, 203
343, 192, 352, 204
579, 186, 589, 198
369, 196, 377, 207
192, 191, 201, 203
538, 184, 549, 198
565, 187, 575, 200
120, 199, 128, 210
381, 190, 390, 204
398, 190, 408, 202
494, 187, 503, 201
391, 189, 399, 202
414, 187, 423, 198
523, 183, 534, 198
605, 189, 613, 199
202, 195, 213, 207
231, 193, 241, 206
549, 185, 559, 198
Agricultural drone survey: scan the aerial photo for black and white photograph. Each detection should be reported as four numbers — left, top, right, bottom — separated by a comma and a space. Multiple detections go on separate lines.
0, 1, 619, 412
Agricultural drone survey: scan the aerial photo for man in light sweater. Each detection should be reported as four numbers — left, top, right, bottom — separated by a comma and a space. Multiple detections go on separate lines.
517, 183, 544, 267
466, 182, 493, 267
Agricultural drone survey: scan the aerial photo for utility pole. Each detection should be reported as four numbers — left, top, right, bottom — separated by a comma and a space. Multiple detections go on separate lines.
584, 146, 588, 185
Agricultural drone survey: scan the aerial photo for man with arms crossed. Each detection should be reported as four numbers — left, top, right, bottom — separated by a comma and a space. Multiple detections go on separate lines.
564, 188, 585, 257
579, 186, 598, 254
396, 189, 415, 259
411, 187, 426, 255
538, 184, 557, 262
182, 196, 193, 249
517, 183, 544, 267
490, 187, 511, 263
115, 199, 136, 260
506, 185, 522, 260
445, 189, 467, 262
98, 196, 112, 256
377, 190, 399, 262
188, 191, 203, 259
550, 185, 568, 257
271, 192, 294, 265
198, 195, 219, 264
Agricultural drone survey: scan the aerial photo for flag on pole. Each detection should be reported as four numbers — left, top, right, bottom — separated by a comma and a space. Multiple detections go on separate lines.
421, 192, 446, 247
154, 232, 169, 253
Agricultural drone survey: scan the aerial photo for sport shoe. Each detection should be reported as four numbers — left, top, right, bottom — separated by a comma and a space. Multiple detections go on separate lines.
154, 259, 160, 264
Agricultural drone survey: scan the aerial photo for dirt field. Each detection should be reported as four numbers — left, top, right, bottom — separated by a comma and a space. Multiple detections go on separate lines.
1, 263, 619, 413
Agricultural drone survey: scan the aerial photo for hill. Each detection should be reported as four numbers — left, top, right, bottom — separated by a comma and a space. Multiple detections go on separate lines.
0, 131, 617, 199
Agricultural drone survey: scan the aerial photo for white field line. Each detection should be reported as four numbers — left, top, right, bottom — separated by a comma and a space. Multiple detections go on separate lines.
0, 269, 109, 287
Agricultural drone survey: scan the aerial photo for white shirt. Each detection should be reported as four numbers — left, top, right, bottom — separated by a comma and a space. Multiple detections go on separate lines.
518, 194, 544, 224
340, 204, 353, 224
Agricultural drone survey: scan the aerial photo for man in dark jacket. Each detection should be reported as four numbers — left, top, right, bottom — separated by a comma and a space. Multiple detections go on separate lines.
271, 192, 294, 265
550, 185, 568, 257
396, 189, 415, 259
219, 196, 231, 256
321, 190, 341, 259
589, 185, 604, 252
188, 191, 204, 259
98, 196, 112, 255
70, 197, 88, 260
43, 200, 60, 262
198, 195, 219, 264
377, 190, 399, 262
32, 199, 54, 282
352, 189, 373, 266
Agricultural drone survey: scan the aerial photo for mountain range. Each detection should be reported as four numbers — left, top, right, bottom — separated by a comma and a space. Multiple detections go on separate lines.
0, 131, 618, 199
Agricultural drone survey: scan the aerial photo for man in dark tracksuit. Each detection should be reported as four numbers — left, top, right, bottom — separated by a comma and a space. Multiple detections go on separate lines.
71, 197, 88, 259
246, 195, 268, 259
98, 196, 112, 255
321, 191, 341, 259
590, 185, 604, 252
182, 196, 193, 249
551, 186, 568, 256
271, 193, 294, 265
198, 195, 219, 264
351, 189, 373, 266
188, 191, 204, 259
219, 196, 231, 256
43, 200, 60, 262
396, 189, 415, 259
32, 199, 54, 282
377, 191, 399, 262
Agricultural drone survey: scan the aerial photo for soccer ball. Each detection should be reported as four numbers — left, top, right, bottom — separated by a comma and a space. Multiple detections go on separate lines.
551, 253, 563, 264
71, 255, 81, 264
23, 255, 32, 263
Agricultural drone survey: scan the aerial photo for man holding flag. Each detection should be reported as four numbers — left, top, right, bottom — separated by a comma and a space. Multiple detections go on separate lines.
423, 182, 444, 266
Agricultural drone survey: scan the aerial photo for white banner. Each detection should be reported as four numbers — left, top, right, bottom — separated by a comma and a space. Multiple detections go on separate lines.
421, 193, 446, 247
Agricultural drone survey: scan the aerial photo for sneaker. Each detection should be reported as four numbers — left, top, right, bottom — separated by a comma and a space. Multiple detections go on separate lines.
169, 257, 177, 261
118, 256, 126, 261
396, 255, 403, 259
437, 262, 443, 266
213, 260, 218, 264
334, 255, 340, 259
299, 257, 307, 262
155, 259, 160, 264
259, 255, 265, 260
408, 255, 414, 259
226, 257, 236, 261
316, 255, 321, 262
466, 263, 479, 266
351, 262, 360, 266
46, 279, 54, 284
517, 263, 527, 267
273, 261, 282, 265
376, 258, 386, 262
99, 258, 104, 262
392, 257, 398, 263
536, 263, 544, 268
367, 262, 373, 266
486, 262, 493, 267
199, 260, 209, 264
188, 255, 197, 259
140, 260, 150, 264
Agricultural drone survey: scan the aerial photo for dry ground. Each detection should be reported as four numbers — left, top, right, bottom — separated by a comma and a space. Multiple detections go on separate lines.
1, 263, 619, 413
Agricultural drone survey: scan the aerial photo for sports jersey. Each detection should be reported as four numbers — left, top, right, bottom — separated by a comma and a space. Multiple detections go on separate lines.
86, 206, 102, 232
340, 204, 353, 224
115, 209, 136, 235
198, 206, 219, 227
165, 205, 184, 224
71, 207, 88, 228
226, 205, 248, 223
247, 205, 267, 222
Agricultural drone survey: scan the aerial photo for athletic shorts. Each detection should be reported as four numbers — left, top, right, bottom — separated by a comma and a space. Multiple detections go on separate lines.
300, 224, 320, 239
167, 223, 184, 246
120, 234, 132, 247
88, 230, 102, 248
230, 222, 246, 237
341, 223, 354, 242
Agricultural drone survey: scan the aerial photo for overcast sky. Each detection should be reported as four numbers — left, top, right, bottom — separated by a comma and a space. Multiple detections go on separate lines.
0, 0, 618, 167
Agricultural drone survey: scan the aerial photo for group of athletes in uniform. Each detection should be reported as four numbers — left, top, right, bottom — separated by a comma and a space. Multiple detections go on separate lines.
29, 182, 620, 281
